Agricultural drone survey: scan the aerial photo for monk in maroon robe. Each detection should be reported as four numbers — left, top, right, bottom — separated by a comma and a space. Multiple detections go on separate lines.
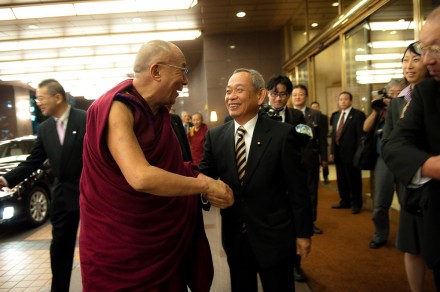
79, 40, 233, 291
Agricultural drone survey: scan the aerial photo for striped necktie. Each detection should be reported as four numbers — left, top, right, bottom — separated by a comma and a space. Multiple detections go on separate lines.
236, 126, 246, 185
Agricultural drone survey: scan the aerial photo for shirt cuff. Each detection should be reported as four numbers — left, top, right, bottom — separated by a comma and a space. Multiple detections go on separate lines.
0, 176, 9, 188
409, 167, 431, 188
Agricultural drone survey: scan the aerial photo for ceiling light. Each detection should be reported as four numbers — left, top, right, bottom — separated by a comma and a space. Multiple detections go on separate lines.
3, 0, 197, 20
13, 4, 76, 19
236, 12, 246, 18
355, 53, 402, 61
0, 8, 15, 20
132, 18, 142, 23
229, 45, 236, 49
0, 30, 202, 52
368, 40, 414, 49
311, 23, 319, 27
332, 2, 339, 7
28, 25, 39, 29
368, 21, 414, 31
372, 62, 402, 69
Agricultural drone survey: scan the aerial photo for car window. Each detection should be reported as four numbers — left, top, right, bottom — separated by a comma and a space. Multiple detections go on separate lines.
0, 143, 8, 158
0, 139, 35, 158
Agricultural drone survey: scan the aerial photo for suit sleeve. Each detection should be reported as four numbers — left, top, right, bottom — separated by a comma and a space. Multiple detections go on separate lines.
382, 101, 395, 140
198, 129, 219, 180
318, 113, 328, 161
283, 127, 313, 238
382, 86, 431, 186
3, 131, 47, 187
356, 111, 367, 141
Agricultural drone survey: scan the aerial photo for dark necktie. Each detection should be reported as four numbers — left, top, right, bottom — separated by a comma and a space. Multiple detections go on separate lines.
335, 111, 345, 145
235, 127, 246, 185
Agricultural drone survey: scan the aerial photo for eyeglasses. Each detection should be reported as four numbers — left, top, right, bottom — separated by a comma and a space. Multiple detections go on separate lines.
158, 63, 189, 75
413, 42, 440, 58
269, 91, 289, 98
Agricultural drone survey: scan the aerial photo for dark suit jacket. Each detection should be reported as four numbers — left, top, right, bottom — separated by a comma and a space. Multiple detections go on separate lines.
285, 107, 305, 125
284, 107, 310, 147
303, 107, 328, 162
4, 107, 86, 212
170, 114, 192, 162
331, 108, 366, 164
382, 95, 407, 140
382, 78, 440, 268
199, 115, 313, 268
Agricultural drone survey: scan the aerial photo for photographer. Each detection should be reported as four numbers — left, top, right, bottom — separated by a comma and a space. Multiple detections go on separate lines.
363, 78, 406, 250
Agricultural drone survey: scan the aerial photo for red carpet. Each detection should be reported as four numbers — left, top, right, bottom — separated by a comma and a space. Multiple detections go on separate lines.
302, 182, 437, 292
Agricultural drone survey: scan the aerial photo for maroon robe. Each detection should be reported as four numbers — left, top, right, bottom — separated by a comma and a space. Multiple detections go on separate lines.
79, 79, 213, 291
188, 123, 208, 166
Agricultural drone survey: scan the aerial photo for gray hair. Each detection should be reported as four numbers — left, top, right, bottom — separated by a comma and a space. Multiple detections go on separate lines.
385, 78, 407, 91
233, 68, 265, 93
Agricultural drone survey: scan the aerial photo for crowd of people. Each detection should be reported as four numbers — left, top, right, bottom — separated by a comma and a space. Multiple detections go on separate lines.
1, 5, 440, 292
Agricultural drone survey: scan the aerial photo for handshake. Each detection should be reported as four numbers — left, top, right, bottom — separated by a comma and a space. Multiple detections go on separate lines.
199, 174, 234, 209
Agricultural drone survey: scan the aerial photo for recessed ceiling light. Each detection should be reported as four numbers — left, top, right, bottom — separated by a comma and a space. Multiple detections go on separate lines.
303, 32, 307, 35
390, 31, 397, 34
236, 11, 246, 18
28, 24, 39, 29
311, 23, 319, 27
332, 2, 339, 7
229, 45, 236, 49
132, 18, 142, 23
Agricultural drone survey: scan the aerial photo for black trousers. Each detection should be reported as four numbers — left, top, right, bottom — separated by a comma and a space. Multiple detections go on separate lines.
228, 234, 295, 292
322, 165, 329, 180
302, 151, 320, 222
50, 209, 80, 292
334, 147, 363, 208
434, 263, 440, 292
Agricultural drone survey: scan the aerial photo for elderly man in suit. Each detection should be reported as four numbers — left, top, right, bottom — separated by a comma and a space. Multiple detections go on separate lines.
383, 7, 440, 290
330, 91, 366, 214
0, 79, 86, 292
199, 68, 313, 291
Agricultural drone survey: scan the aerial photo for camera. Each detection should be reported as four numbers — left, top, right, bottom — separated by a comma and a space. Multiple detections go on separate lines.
371, 88, 390, 110
259, 103, 282, 121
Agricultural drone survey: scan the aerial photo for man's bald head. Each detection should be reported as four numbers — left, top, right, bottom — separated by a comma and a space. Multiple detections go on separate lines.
133, 40, 182, 75
426, 5, 440, 22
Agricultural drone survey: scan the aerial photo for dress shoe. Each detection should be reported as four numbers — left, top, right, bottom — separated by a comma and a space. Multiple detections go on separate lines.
331, 203, 351, 209
369, 240, 387, 249
351, 207, 361, 214
313, 225, 323, 235
294, 267, 307, 282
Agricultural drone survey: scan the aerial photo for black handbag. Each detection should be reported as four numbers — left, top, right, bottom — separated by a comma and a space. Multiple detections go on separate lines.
353, 132, 377, 170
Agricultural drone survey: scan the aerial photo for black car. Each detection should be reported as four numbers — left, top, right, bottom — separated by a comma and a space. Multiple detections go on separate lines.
0, 136, 53, 227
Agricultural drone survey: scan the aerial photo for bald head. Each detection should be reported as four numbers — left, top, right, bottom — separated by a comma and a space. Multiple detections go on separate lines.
133, 40, 183, 74
426, 5, 440, 22
420, 6, 440, 81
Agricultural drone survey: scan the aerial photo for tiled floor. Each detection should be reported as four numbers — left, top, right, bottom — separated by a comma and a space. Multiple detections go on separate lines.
0, 207, 311, 292
0, 222, 81, 292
